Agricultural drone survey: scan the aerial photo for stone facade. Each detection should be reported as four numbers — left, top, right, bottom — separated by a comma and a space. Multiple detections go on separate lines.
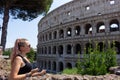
37, 0, 120, 73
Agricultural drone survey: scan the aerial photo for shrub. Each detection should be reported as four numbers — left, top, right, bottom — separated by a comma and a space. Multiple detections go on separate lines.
62, 68, 78, 74
76, 42, 117, 75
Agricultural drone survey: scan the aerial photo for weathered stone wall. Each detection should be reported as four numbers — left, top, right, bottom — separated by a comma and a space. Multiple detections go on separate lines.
1, 59, 120, 80
27, 74, 120, 80
37, 0, 120, 73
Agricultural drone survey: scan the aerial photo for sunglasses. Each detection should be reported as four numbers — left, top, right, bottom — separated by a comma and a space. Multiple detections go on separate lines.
24, 44, 31, 48
27, 45, 31, 48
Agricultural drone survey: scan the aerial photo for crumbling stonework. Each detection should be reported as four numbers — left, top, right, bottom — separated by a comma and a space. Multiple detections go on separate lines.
37, 0, 120, 73
0, 59, 120, 80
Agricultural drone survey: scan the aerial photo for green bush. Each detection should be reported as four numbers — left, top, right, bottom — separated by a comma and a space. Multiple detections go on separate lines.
76, 42, 117, 75
27, 48, 36, 62
3, 49, 11, 56
62, 68, 78, 75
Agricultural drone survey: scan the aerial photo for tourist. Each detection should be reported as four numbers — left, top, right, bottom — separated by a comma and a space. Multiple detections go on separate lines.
9, 38, 46, 80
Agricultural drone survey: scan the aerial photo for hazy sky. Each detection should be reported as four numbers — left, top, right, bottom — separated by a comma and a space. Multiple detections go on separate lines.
0, 0, 72, 48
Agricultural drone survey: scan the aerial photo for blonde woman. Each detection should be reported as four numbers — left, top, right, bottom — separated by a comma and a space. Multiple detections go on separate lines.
9, 38, 46, 80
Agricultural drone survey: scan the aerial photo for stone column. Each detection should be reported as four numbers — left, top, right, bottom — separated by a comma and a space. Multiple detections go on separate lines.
105, 19, 110, 33
80, 24, 85, 35
56, 61, 59, 72
71, 43, 74, 55
57, 30, 59, 39
91, 20, 97, 36
71, 26, 74, 37
63, 44, 66, 56
64, 28, 67, 38
81, 42, 85, 55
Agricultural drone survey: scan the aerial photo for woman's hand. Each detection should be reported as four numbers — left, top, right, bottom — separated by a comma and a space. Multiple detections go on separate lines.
31, 69, 46, 77
31, 68, 39, 74
40, 69, 46, 76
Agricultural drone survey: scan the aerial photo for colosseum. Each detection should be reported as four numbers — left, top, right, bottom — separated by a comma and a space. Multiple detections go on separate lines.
37, 0, 120, 73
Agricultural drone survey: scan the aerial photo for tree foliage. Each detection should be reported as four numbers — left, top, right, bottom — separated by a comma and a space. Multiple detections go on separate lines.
27, 48, 36, 62
0, 0, 53, 50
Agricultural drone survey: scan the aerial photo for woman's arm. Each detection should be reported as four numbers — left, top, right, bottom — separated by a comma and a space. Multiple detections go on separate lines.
31, 69, 46, 77
10, 56, 40, 80
10, 56, 27, 80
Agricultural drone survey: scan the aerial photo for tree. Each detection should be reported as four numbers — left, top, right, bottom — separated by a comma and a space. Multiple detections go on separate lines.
0, 0, 53, 51
27, 48, 36, 62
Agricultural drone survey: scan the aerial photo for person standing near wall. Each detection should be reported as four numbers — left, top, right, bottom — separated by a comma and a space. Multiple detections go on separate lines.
9, 38, 46, 80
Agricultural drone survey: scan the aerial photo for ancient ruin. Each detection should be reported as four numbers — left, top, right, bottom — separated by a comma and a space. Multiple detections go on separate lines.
37, 0, 120, 73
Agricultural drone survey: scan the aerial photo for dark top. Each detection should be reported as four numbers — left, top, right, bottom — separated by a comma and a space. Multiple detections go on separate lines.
17, 55, 32, 74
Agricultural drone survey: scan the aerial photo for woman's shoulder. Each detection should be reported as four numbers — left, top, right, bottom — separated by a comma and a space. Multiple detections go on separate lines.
14, 56, 23, 62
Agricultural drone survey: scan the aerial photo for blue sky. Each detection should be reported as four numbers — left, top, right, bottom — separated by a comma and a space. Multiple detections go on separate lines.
0, 0, 72, 48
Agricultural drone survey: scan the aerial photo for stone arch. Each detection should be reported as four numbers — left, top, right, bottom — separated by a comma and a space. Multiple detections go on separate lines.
111, 41, 120, 54
48, 61, 51, 70
74, 25, 80, 35
58, 45, 63, 55
67, 44, 72, 54
85, 43, 93, 54
48, 46, 51, 54
66, 62, 72, 69
49, 32, 52, 40
58, 62, 63, 72
52, 61, 56, 71
74, 43, 81, 54
67, 27, 72, 37
41, 60, 43, 68
98, 42, 105, 52
53, 31, 57, 39
53, 46, 56, 54
96, 22, 105, 33
45, 47, 47, 54
59, 29, 64, 38
85, 23, 92, 34
110, 19, 119, 32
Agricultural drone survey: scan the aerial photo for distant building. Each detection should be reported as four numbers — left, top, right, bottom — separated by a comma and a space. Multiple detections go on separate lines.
37, 0, 120, 73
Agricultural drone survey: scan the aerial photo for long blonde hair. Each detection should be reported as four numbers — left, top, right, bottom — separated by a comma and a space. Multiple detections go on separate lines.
10, 38, 28, 64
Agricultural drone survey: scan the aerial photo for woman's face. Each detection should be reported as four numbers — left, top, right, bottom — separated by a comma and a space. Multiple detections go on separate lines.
20, 40, 31, 53
24, 41, 31, 53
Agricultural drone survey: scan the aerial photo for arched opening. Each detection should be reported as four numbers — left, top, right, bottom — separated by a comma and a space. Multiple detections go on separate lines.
45, 47, 47, 54
48, 61, 51, 70
110, 19, 119, 32
48, 46, 51, 54
53, 46, 56, 54
85, 24, 92, 34
111, 41, 120, 54
98, 42, 105, 52
45, 61, 47, 69
58, 45, 63, 55
49, 32, 52, 40
53, 31, 57, 39
66, 62, 72, 69
67, 44, 71, 54
59, 62, 63, 72
97, 22, 105, 33
59, 29, 64, 38
85, 43, 93, 54
67, 28, 72, 37
75, 26, 80, 35
53, 61, 56, 71
75, 44, 81, 54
